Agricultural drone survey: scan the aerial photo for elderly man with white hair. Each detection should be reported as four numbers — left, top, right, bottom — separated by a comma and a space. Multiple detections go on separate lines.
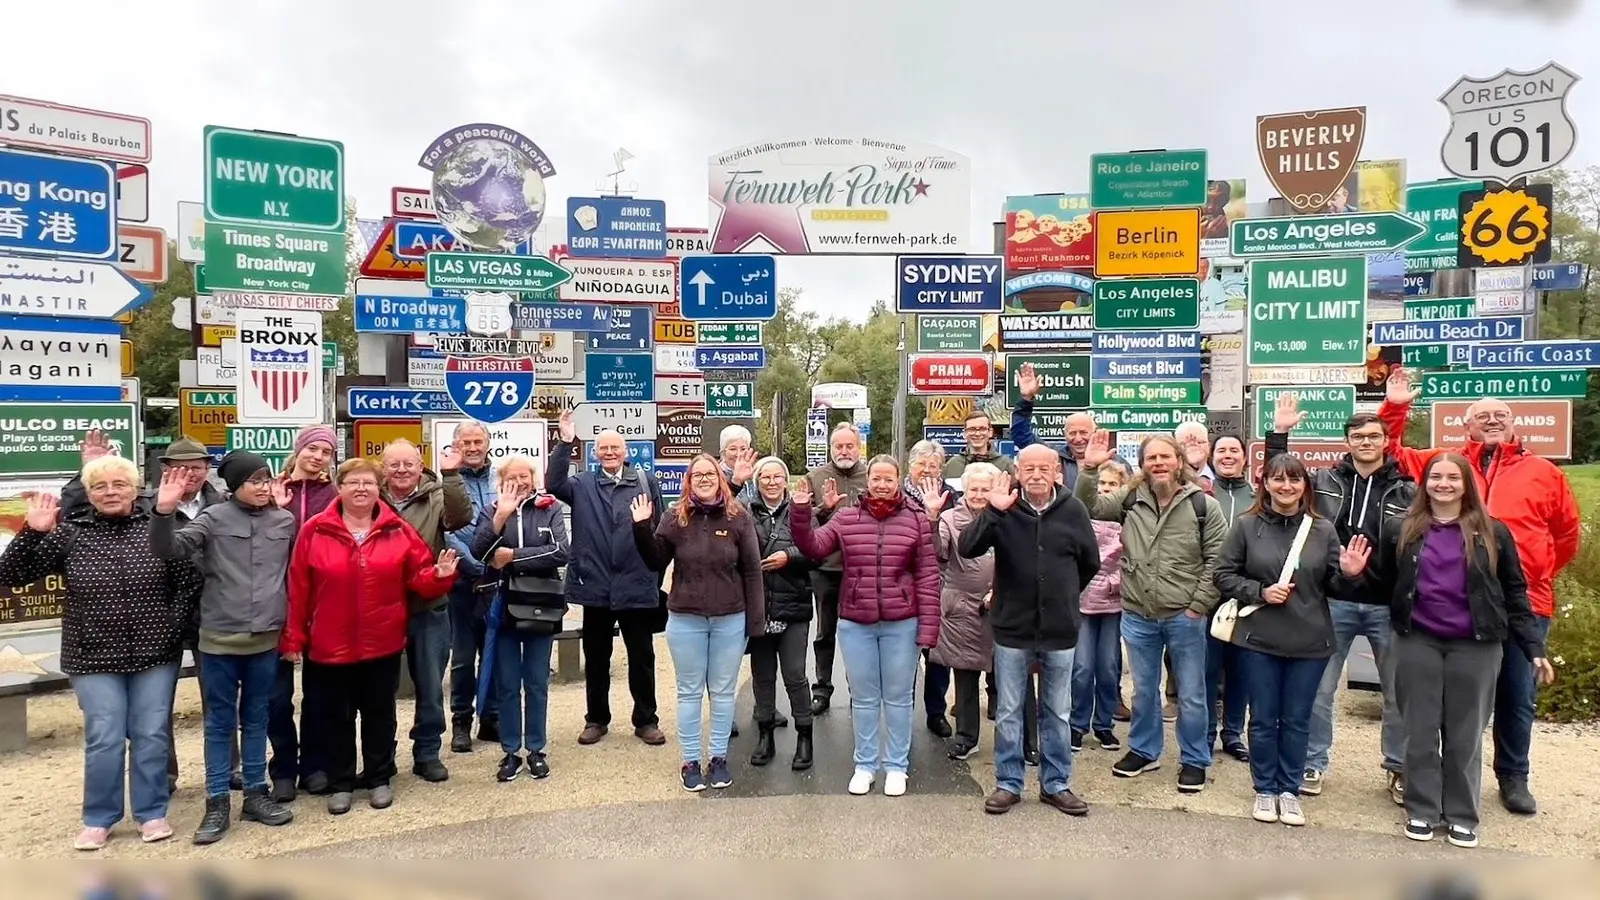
1173, 420, 1215, 488
550, 410, 668, 746
718, 424, 760, 504
379, 438, 474, 782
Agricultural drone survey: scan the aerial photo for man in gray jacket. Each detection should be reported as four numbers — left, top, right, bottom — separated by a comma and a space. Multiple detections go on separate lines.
151, 451, 297, 845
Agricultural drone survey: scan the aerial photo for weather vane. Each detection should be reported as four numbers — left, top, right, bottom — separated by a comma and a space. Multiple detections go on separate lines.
597, 147, 638, 197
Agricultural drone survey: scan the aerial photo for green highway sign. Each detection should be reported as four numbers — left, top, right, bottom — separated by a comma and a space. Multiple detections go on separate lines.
426, 252, 573, 293
1089, 149, 1207, 209
706, 380, 756, 417
1084, 407, 1209, 430
1092, 380, 1202, 408
1092, 278, 1199, 330
0, 402, 138, 477
1229, 213, 1427, 258
204, 126, 345, 231
1247, 256, 1367, 367
696, 322, 763, 346
203, 222, 346, 295
1404, 180, 1480, 271
322, 341, 340, 370
194, 263, 211, 295
1003, 353, 1090, 409
915, 314, 983, 351
1421, 369, 1590, 402
1398, 298, 1475, 369
1254, 385, 1356, 439
227, 425, 299, 475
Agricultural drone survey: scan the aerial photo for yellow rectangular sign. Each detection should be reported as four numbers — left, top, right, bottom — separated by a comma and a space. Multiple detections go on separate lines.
120, 340, 135, 377
199, 324, 237, 346
655, 318, 697, 344
179, 389, 237, 448
353, 420, 426, 466
1093, 208, 1201, 277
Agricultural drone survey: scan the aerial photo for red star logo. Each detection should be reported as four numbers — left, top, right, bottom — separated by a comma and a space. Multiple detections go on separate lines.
912, 178, 931, 198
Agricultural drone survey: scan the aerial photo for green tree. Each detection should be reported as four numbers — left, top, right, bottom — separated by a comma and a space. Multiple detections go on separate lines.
1543, 166, 1600, 462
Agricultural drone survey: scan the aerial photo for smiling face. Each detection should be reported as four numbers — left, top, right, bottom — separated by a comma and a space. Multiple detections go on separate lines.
232, 468, 274, 508
689, 458, 722, 503
164, 458, 210, 500
756, 462, 788, 504
294, 440, 334, 479
382, 443, 424, 497
866, 461, 900, 499
1464, 398, 1515, 447
1266, 469, 1306, 512
1345, 419, 1387, 466
1426, 458, 1467, 509
499, 460, 535, 495
964, 415, 993, 452
720, 437, 750, 467
86, 472, 139, 517
909, 451, 942, 481
338, 467, 381, 517
963, 471, 994, 510
594, 431, 626, 472
455, 424, 490, 469
1211, 437, 1246, 478
1065, 414, 1095, 459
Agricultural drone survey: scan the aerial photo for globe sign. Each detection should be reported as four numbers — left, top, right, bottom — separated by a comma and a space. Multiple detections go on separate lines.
430, 138, 548, 252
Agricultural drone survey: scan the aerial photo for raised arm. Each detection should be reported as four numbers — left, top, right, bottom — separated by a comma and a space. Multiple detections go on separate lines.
150, 509, 213, 560
631, 495, 674, 572
789, 481, 842, 560
439, 470, 475, 532
1376, 367, 1432, 481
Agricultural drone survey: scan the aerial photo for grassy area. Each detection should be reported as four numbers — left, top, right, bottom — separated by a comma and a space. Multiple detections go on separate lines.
1566, 463, 1600, 512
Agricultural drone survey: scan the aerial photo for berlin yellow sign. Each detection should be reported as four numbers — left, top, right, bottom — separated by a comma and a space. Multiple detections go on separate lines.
1093, 208, 1201, 277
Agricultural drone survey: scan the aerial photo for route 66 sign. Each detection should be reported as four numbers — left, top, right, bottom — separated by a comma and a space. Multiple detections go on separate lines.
1440, 62, 1580, 186
464, 291, 513, 336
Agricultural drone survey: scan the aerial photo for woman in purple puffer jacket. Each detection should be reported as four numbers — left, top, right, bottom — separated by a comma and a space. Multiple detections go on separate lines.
791, 454, 940, 798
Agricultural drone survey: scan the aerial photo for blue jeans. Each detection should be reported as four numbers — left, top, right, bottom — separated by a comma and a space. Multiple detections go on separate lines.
198, 649, 278, 797
1494, 614, 1553, 780
449, 585, 493, 721
1122, 610, 1211, 768
1070, 613, 1121, 733
494, 629, 555, 755
836, 617, 920, 774
1237, 648, 1326, 796
69, 662, 179, 828
407, 605, 451, 762
996, 643, 1076, 795
1206, 635, 1248, 748
664, 611, 746, 763
1307, 600, 1403, 773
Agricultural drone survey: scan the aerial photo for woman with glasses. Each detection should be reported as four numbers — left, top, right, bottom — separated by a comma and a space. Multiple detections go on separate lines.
904, 440, 956, 740
0, 457, 201, 851
745, 456, 816, 770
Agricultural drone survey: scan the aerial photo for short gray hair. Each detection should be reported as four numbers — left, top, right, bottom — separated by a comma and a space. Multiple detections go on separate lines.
1174, 420, 1209, 443
961, 461, 1000, 493
909, 440, 945, 462
719, 424, 753, 453
496, 453, 540, 484
453, 421, 490, 441
381, 438, 421, 462
830, 422, 861, 442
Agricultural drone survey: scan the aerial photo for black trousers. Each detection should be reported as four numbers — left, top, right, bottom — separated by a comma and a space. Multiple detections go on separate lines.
923, 650, 951, 719
810, 570, 842, 697
953, 669, 983, 744
750, 626, 811, 727
268, 658, 324, 782
581, 606, 659, 728
304, 653, 402, 794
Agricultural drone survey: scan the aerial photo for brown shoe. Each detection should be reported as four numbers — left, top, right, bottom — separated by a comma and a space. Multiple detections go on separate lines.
1161, 702, 1179, 723
635, 724, 666, 746
1113, 703, 1132, 722
984, 789, 1021, 814
1040, 789, 1089, 816
578, 723, 608, 745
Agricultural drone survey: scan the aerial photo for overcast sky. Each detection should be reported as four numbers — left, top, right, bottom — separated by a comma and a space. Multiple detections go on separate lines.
9, 0, 1596, 322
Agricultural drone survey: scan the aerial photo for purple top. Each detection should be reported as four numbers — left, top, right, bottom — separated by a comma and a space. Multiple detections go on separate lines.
1412, 522, 1475, 640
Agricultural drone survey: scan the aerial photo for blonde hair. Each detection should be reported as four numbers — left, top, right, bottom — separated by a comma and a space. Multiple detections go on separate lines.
496, 453, 541, 486
961, 461, 1001, 493
82, 455, 139, 488
335, 458, 381, 485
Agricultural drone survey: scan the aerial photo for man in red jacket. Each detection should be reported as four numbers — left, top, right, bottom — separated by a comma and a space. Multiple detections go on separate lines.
1378, 368, 1582, 816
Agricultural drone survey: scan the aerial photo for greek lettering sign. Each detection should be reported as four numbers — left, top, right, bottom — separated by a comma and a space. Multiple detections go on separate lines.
1246, 256, 1367, 366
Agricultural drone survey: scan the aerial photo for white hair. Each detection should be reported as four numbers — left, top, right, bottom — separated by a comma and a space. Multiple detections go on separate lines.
909, 440, 946, 462
496, 453, 541, 484
719, 424, 753, 453
830, 422, 861, 442
594, 429, 624, 446
453, 421, 490, 441
1017, 443, 1058, 466
1174, 421, 1209, 443
82, 455, 140, 488
961, 461, 1001, 493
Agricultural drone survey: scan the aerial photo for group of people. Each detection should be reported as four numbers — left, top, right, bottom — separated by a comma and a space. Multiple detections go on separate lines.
0, 360, 1579, 852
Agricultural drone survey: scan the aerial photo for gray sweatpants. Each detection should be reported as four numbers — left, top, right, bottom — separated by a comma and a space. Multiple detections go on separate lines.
1393, 630, 1502, 830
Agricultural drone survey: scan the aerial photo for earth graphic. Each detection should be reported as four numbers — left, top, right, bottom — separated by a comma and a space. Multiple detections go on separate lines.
431, 138, 547, 251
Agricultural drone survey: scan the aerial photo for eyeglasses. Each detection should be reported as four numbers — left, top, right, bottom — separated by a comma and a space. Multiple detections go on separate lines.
245, 475, 275, 486
1473, 411, 1512, 423
963, 426, 992, 434
88, 481, 135, 494
342, 480, 379, 489
690, 472, 720, 482
1346, 433, 1386, 445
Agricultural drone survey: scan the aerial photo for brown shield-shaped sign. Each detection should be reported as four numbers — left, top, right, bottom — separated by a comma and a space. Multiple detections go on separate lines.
657, 407, 705, 460
1256, 107, 1367, 212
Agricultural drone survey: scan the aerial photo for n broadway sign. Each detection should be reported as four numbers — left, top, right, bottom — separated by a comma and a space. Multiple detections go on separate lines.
1229, 213, 1426, 257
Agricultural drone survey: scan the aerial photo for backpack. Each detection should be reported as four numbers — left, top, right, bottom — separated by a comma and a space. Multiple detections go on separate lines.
1122, 488, 1208, 537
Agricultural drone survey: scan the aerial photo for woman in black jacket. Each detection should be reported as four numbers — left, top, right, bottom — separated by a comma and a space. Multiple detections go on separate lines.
1213, 454, 1368, 830
746, 457, 816, 770
1361, 452, 1553, 850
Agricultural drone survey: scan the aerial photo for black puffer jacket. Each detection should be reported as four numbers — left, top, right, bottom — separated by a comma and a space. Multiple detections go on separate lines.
750, 497, 814, 623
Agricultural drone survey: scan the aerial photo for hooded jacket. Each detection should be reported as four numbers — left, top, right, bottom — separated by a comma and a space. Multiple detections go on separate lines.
1079, 520, 1126, 616
1378, 399, 1581, 618
546, 442, 665, 610
929, 501, 995, 671
958, 485, 1100, 651
1211, 474, 1257, 528
943, 446, 1016, 478
1265, 431, 1415, 548
1075, 468, 1229, 620
803, 459, 870, 571
150, 499, 296, 637
1213, 509, 1349, 660
749, 495, 814, 624
1009, 398, 1082, 489
790, 491, 941, 647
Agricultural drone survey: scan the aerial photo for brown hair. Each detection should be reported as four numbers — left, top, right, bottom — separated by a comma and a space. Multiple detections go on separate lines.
1245, 453, 1319, 519
335, 458, 381, 485
673, 453, 744, 526
1398, 453, 1498, 576
1344, 412, 1387, 436
1127, 435, 1195, 491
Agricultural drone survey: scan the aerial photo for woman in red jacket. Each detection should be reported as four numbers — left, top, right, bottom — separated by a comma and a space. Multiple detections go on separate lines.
281, 459, 458, 816
791, 454, 939, 798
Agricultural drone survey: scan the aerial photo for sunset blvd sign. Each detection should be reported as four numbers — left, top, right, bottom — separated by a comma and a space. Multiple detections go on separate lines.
1229, 212, 1426, 258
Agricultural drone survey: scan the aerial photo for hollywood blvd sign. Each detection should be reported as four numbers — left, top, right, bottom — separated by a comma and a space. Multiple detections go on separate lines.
0, 256, 152, 318
1229, 213, 1427, 258
204, 126, 345, 231
426, 252, 573, 293
1247, 256, 1368, 366
907, 353, 994, 395
895, 255, 1003, 314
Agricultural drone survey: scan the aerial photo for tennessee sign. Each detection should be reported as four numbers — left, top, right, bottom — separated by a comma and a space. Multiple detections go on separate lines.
906, 353, 994, 396
895, 255, 1003, 314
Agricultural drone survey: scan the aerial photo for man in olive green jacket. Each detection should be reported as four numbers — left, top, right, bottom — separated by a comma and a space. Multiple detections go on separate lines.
380, 439, 474, 782
1073, 431, 1228, 795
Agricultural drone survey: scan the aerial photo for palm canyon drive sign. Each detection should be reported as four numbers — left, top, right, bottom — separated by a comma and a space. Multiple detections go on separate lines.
1256, 107, 1367, 212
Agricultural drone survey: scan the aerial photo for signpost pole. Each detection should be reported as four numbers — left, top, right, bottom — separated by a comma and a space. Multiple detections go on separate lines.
892, 315, 908, 460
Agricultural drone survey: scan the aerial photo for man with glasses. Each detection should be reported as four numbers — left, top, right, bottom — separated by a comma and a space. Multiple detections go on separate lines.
1266, 397, 1414, 804
944, 412, 1015, 479
1378, 371, 1582, 816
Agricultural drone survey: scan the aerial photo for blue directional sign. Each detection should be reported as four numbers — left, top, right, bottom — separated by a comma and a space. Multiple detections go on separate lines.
444, 356, 535, 424
922, 426, 966, 454
566, 196, 667, 259
0, 149, 117, 259
654, 461, 687, 497
585, 352, 654, 402
1532, 263, 1586, 291
347, 388, 458, 418
694, 346, 767, 370
1403, 272, 1434, 296
394, 220, 535, 259
511, 301, 614, 332
355, 293, 466, 333
1371, 316, 1523, 346
1092, 354, 1203, 381
586, 441, 656, 474
1468, 340, 1600, 370
896, 255, 1004, 314
587, 305, 652, 351
679, 255, 777, 321
1092, 331, 1203, 355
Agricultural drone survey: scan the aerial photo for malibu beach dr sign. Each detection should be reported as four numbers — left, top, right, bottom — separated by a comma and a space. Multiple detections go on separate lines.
708, 137, 971, 255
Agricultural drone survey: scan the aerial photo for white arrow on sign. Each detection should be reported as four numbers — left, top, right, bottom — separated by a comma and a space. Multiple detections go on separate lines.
0, 253, 153, 318
688, 268, 714, 306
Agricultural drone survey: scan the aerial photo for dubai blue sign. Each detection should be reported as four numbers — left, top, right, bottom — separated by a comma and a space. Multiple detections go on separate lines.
0, 148, 117, 259
347, 387, 457, 418
896, 255, 1004, 314
510, 301, 614, 332
679, 255, 777, 321
694, 346, 766, 370
566, 196, 667, 258
354, 293, 466, 333
586, 441, 655, 474
1468, 340, 1600, 370
1532, 263, 1585, 291
587, 304, 652, 350
1091, 354, 1203, 381
444, 355, 535, 424
584, 352, 653, 402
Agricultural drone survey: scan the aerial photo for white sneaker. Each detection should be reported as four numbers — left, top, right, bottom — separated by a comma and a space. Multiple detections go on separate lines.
883, 771, 907, 797
847, 769, 874, 795
1278, 792, 1306, 827
1252, 792, 1279, 823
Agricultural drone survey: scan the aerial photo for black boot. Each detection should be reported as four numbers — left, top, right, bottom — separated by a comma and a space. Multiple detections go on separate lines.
450, 717, 473, 753
810, 694, 830, 716
477, 716, 500, 744
241, 787, 294, 826
750, 722, 776, 766
791, 724, 814, 771
774, 712, 789, 729
192, 794, 230, 845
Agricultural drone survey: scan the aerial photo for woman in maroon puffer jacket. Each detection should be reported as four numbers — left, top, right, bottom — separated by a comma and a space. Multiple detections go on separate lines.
791, 454, 939, 798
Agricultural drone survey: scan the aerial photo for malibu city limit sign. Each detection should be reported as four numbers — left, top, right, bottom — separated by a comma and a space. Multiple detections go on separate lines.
205, 127, 345, 232
1247, 256, 1368, 367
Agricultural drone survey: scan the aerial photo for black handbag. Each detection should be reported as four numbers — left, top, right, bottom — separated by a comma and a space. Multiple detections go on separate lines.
503, 573, 567, 635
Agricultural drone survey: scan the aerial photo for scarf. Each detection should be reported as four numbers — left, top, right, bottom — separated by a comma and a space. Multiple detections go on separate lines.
862, 492, 902, 520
